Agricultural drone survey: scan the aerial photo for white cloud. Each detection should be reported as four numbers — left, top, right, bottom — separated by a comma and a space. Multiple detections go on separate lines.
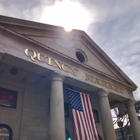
0, 0, 140, 100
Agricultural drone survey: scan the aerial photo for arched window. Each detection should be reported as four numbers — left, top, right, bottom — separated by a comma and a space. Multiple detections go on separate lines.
0, 124, 13, 140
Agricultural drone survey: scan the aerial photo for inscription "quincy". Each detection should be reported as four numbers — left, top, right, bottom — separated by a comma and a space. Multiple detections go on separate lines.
24, 49, 78, 76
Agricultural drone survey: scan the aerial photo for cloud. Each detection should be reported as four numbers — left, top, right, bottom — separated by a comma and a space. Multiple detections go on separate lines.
86, 0, 140, 100
0, 0, 140, 100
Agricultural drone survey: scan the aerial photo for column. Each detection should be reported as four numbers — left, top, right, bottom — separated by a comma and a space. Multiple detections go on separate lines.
49, 73, 65, 140
98, 89, 116, 140
126, 100, 140, 140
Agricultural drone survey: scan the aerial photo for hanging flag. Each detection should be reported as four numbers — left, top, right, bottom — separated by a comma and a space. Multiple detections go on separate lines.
67, 88, 99, 140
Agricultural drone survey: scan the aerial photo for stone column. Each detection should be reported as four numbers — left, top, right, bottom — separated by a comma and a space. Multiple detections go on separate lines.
98, 89, 116, 140
126, 100, 140, 140
49, 73, 65, 140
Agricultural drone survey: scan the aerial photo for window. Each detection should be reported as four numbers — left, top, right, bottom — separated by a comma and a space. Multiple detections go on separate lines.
0, 127, 9, 140
75, 50, 87, 63
0, 124, 13, 140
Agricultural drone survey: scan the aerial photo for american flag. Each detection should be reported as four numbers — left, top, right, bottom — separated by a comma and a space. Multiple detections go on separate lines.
67, 88, 99, 140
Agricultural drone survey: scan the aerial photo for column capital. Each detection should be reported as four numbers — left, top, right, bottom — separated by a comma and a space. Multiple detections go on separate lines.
51, 72, 65, 82
97, 88, 109, 97
125, 99, 135, 107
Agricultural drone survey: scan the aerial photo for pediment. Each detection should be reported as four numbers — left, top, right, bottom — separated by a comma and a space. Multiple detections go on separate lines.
19, 36, 120, 79
0, 15, 137, 89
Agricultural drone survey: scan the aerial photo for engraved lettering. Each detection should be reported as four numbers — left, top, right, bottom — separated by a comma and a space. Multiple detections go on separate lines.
120, 88, 123, 94
101, 80, 108, 88
85, 73, 91, 81
47, 57, 53, 66
62, 64, 69, 72
85, 73, 124, 94
114, 86, 120, 92
70, 67, 78, 76
107, 83, 114, 90
37, 52, 46, 62
95, 78, 101, 85
53, 60, 62, 69
24, 49, 37, 61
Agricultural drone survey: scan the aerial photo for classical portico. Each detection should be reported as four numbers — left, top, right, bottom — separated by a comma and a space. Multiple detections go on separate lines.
0, 15, 139, 140
48, 72, 140, 140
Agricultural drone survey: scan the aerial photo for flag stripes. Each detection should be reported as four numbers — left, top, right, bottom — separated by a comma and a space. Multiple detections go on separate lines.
67, 89, 99, 140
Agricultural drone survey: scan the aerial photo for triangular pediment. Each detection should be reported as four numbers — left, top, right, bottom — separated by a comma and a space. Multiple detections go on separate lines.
18, 36, 120, 79
0, 15, 137, 89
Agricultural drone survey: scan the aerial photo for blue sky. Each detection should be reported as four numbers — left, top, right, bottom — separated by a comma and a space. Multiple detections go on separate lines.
0, 0, 140, 100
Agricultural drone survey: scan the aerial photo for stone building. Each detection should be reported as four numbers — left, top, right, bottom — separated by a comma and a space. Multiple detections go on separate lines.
0, 15, 139, 140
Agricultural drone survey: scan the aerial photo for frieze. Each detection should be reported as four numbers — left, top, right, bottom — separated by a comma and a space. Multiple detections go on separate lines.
24, 48, 124, 93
